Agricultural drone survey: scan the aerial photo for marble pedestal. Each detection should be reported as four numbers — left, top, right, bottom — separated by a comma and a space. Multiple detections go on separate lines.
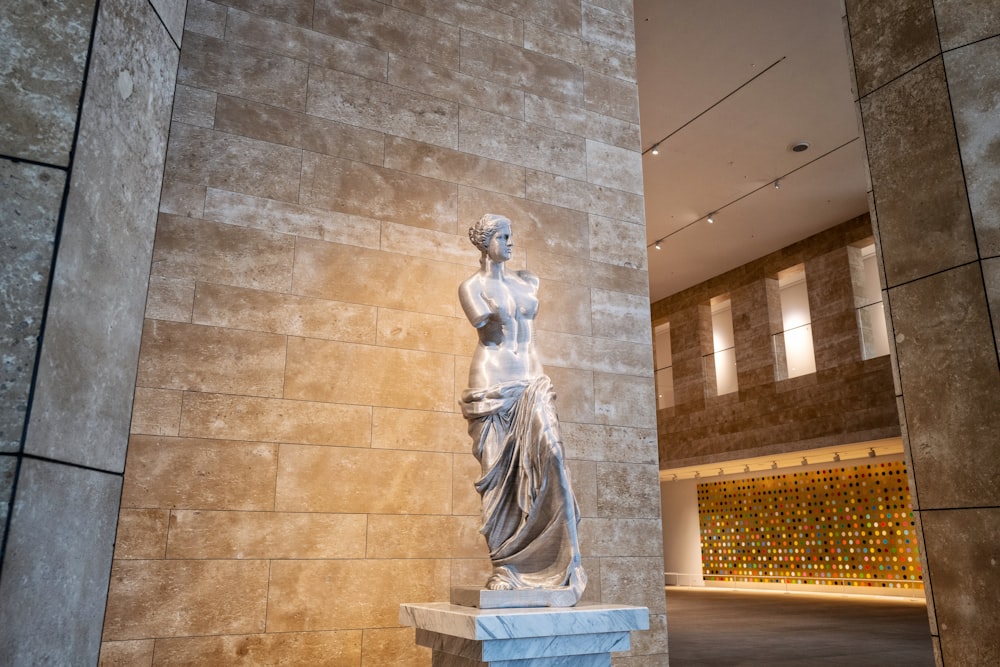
399, 602, 649, 666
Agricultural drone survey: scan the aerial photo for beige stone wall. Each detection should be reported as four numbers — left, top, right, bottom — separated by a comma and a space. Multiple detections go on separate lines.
651, 215, 901, 467
100, 1, 666, 665
843, 1, 1000, 663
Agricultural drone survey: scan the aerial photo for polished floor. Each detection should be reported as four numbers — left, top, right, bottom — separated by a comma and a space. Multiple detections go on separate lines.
664, 587, 935, 666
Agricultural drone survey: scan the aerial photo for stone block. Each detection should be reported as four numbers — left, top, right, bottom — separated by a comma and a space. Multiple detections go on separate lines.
307, 64, 458, 149
203, 189, 382, 249
524, 94, 640, 151
0, 460, 121, 664
153, 631, 362, 666
454, 453, 485, 516
136, 320, 287, 397
192, 282, 378, 343
214, 94, 384, 165
861, 57, 976, 286
567, 459, 598, 518
179, 392, 373, 448
579, 518, 664, 558
460, 30, 583, 106
120, 435, 277, 511
584, 71, 639, 128
166, 509, 367, 559
844, 0, 939, 96
149, 0, 185, 44
589, 214, 647, 269
984, 257, 1000, 352
171, 83, 216, 128
97, 639, 153, 667
380, 220, 479, 267
130, 385, 183, 437
930, 0, 1000, 50
158, 179, 206, 218
525, 170, 645, 224
598, 557, 666, 614
385, 135, 526, 198
163, 124, 303, 203
560, 423, 657, 464
596, 463, 661, 519
581, 2, 635, 55
23, 0, 179, 471
292, 238, 468, 316
225, 8, 386, 79
921, 507, 1000, 666
528, 248, 649, 297
523, 22, 637, 83
458, 186, 590, 259
184, 0, 226, 38
103, 559, 269, 641
313, 0, 460, 69
944, 35, 1000, 257
391, 0, 523, 44
0, 0, 93, 165
113, 509, 169, 559
537, 331, 651, 378
594, 372, 656, 428
362, 627, 431, 667
268, 559, 451, 631
376, 308, 468, 355
591, 288, 652, 344
300, 152, 458, 232
144, 275, 195, 323
366, 514, 487, 559
388, 56, 523, 120
587, 139, 642, 195
285, 336, 455, 410
275, 444, 452, 514
372, 407, 469, 454
0, 455, 14, 536
178, 32, 307, 111
0, 161, 62, 452
888, 263, 1000, 508
459, 106, 587, 181
534, 281, 592, 336
545, 366, 596, 424
152, 214, 295, 290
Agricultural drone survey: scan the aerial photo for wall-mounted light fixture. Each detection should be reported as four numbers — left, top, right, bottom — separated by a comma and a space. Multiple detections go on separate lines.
801, 457, 809, 466
833, 452, 841, 462
868, 448, 876, 458
770, 461, 778, 470
744, 464, 751, 473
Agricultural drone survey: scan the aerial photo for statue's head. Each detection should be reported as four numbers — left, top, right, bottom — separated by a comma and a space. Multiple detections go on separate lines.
469, 214, 510, 254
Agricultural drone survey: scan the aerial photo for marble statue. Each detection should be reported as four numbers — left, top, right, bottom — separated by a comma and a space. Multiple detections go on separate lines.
458, 213, 586, 606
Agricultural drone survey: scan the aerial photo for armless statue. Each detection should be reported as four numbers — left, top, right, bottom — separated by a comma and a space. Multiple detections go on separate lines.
458, 213, 586, 605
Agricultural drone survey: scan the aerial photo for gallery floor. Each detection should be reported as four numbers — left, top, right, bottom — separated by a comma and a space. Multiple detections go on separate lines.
664, 587, 935, 666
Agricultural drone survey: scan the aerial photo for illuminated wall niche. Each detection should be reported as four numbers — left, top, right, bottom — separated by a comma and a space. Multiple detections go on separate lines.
697, 461, 923, 589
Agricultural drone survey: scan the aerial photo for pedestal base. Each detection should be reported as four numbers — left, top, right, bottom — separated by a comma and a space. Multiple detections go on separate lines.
451, 586, 579, 609
399, 602, 649, 666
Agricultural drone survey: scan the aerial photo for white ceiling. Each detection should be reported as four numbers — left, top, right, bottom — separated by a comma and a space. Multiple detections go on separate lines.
634, 0, 870, 302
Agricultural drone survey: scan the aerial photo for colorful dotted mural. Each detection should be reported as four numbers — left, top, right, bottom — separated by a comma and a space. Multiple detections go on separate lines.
697, 461, 923, 589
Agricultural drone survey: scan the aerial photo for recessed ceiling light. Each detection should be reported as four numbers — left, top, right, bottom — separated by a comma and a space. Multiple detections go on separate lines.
791, 141, 810, 153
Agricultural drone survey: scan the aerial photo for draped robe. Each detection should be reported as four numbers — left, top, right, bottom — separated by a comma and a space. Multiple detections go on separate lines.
460, 375, 586, 602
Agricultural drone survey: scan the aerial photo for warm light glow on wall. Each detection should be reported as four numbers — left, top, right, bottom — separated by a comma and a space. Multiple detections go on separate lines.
697, 461, 923, 589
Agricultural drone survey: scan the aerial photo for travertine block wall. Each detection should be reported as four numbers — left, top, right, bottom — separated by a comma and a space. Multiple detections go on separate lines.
101, 1, 667, 665
651, 215, 901, 467
843, 1, 1000, 663
0, 0, 182, 663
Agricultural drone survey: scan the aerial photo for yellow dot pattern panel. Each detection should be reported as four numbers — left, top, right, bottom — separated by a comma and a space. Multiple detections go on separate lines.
697, 461, 923, 588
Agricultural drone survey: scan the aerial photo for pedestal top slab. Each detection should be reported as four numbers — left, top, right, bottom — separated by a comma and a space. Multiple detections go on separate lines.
399, 602, 649, 641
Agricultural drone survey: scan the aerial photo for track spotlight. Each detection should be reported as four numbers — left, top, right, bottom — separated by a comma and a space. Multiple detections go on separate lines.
801, 457, 808, 466
774, 179, 781, 189
744, 464, 751, 473
718, 468, 725, 476
654, 240, 662, 250
694, 471, 700, 479
770, 461, 778, 470
707, 213, 716, 224
868, 448, 876, 458
833, 452, 841, 462
651, 143, 660, 155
